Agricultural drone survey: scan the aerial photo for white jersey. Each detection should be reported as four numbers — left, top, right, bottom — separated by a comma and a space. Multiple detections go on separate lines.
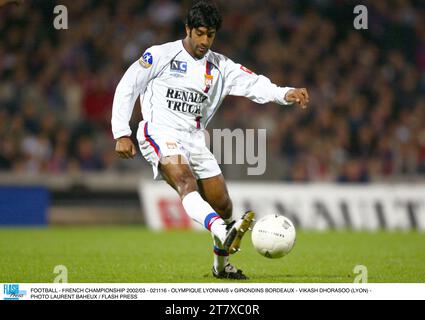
111, 40, 294, 139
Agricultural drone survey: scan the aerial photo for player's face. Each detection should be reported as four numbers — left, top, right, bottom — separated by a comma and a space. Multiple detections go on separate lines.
186, 26, 216, 58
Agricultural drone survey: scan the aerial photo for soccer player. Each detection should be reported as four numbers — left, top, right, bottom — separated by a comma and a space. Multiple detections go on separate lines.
112, 0, 309, 280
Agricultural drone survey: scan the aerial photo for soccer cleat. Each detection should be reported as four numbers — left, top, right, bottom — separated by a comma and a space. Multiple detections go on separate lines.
223, 211, 255, 254
212, 264, 248, 280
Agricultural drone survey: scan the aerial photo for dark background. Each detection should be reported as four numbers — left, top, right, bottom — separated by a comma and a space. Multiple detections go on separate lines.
0, 0, 424, 183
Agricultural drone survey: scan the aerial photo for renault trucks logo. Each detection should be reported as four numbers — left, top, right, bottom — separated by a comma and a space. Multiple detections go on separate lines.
3, 284, 27, 300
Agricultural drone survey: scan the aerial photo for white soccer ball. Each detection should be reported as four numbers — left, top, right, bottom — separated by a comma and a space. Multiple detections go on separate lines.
251, 214, 296, 259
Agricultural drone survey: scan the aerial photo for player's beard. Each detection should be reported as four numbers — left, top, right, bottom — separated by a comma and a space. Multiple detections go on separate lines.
186, 34, 210, 59
196, 45, 208, 57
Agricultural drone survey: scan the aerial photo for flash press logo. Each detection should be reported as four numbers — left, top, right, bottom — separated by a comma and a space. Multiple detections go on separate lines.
3, 284, 27, 300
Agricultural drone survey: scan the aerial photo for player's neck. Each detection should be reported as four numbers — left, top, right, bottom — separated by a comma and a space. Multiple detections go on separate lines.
182, 38, 204, 60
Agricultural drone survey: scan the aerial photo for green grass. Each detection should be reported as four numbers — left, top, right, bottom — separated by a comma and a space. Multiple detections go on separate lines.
0, 227, 424, 283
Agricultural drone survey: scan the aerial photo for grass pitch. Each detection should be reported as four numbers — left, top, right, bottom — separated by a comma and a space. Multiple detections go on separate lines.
0, 226, 424, 283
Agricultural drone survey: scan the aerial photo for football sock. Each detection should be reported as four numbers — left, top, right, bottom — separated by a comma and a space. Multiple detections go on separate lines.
182, 191, 227, 242
212, 234, 228, 272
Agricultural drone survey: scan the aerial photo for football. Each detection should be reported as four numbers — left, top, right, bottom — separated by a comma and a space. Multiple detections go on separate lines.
251, 214, 296, 259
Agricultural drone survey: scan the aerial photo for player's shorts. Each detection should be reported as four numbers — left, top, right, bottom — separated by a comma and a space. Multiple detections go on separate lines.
136, 120, 222, 181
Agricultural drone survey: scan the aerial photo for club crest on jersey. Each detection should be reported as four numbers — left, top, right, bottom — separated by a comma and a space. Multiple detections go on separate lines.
139, 52, 153, 68
204, 74, 213, 88
170, 60, 187, 73
204, 61, 214, 93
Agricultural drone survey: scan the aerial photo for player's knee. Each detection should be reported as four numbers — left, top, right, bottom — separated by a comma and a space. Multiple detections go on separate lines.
175, 171, 198, 198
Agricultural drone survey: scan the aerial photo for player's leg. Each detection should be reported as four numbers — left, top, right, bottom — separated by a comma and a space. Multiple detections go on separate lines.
197, 174, 254, 279
197, 174, 233, 275
141, 124, 252, 261
158, 155, 229, 243
189, 133, 255, 254
195, 167, 255, 254
197, 174, 233, 220
137, 122, 229, 243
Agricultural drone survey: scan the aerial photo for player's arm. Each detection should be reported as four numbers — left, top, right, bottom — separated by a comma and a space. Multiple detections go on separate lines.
112, 48, 160, 159
223, 58, 309, 108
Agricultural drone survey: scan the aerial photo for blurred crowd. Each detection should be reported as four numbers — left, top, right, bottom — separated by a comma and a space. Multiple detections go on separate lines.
0, 0, 424, 182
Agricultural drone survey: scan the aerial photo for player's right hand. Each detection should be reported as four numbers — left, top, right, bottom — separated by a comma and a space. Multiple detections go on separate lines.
115, 137, 137, 159
285, 88, 309, 109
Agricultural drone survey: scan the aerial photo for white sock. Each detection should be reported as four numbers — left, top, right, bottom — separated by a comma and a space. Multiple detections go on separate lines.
212, 234, 228, 272
182, 191, 227, 243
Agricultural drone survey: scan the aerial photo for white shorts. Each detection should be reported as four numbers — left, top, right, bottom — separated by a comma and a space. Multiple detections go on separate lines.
136, 120, 222, 181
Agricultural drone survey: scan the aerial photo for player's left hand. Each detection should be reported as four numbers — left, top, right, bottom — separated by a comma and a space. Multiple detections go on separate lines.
285, 88, 309, 109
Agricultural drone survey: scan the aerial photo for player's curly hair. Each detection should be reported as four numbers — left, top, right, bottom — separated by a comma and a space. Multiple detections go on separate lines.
185, 0, 223, 31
